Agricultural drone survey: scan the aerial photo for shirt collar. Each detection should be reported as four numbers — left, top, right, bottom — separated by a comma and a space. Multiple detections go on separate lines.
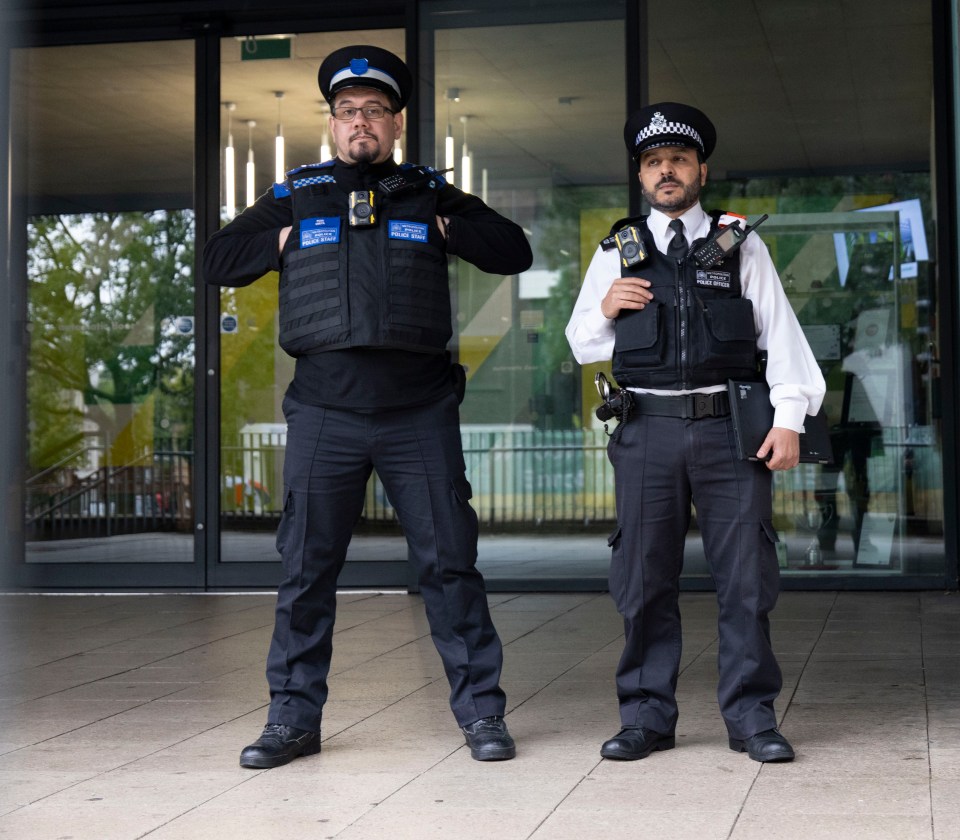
648, 204, 707, 253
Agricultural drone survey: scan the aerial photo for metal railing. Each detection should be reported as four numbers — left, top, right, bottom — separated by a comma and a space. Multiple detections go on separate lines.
29, 431, 618, 539
26, 442, 193, 540
26, 430, 871, 540
219, 427, 618, 528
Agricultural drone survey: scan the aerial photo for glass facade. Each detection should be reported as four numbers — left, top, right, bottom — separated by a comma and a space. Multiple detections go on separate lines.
2, 1, 956, 590
639, 1, 943, 581
14, 41, 197, 571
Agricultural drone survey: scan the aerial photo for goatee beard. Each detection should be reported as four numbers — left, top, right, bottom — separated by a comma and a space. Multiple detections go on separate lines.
642, 180, 701, 214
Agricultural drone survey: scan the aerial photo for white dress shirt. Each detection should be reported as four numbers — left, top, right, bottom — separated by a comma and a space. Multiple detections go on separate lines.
565, 204, 826, 432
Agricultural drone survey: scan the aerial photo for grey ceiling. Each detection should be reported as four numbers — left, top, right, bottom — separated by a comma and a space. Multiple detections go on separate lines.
13, 1, 935, 213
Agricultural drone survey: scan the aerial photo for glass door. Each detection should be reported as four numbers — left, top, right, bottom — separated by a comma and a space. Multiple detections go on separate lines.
14, 41, 200, 587
214, 29, 412, 585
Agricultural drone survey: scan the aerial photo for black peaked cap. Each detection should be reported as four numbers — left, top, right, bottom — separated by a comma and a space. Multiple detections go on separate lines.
624, 102, 717, 161
318, 45, 412, 109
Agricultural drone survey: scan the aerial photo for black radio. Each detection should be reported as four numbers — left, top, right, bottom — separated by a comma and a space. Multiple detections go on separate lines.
378, 166, 452, 196
693, 214, 768, 268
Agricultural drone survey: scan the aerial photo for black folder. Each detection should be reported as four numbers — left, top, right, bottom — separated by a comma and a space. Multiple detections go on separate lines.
727, 380, 834, 464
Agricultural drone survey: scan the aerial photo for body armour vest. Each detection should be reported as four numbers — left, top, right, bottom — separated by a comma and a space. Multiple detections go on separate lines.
611, 215, 760, 390
276, 162, 451, 357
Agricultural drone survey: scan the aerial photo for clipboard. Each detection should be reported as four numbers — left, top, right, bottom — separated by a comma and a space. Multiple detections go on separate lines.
728, 380, 834, 464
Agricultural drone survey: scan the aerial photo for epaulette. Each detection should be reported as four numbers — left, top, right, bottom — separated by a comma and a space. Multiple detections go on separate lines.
713, 209, 749, 230
273, 160, 337, 198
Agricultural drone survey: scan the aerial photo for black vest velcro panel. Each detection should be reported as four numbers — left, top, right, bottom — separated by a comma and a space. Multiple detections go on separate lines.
611, 217, 759, 390
278, 169, 450, 356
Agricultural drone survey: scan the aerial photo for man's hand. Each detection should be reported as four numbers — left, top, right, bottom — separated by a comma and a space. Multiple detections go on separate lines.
757, 427, 800, 470
601, 277, 653, 319
279, 226, 292, 253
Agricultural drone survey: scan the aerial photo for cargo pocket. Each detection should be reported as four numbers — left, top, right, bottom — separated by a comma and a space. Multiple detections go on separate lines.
275, 489, 296, 572
447, 475, 479, 563
760, 518, 779, 545
451, 475, 474, 504
607, 525, 627, 614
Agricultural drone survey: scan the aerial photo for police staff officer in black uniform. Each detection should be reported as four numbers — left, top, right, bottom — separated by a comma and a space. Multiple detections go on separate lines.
203, 45, 531, 768
565, 103, 825, 763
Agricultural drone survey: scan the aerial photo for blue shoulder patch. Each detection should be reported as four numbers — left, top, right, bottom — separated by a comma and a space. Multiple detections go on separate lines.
287, 160, 335, 177
275, 160, 336, 197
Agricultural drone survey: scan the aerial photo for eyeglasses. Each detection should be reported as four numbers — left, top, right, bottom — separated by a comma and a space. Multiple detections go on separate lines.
332, 105, 396, 122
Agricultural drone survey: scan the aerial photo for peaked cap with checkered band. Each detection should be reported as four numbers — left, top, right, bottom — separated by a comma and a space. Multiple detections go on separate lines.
624, 102, 716, 161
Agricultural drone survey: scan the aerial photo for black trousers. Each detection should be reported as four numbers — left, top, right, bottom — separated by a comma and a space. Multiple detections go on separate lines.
607, 412, 782, 741
264, 392, 507, 733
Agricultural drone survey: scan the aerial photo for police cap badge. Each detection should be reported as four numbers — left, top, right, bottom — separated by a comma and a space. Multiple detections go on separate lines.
318, 45, 413, 110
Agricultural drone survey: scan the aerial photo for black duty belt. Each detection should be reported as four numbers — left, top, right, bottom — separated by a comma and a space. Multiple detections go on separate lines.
630, 391, 730, 420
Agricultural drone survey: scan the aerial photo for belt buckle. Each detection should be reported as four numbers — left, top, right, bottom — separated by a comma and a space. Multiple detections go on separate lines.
693, 393, 715, 419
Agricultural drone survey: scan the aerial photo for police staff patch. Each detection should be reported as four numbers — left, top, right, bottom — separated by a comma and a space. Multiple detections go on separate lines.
388, 220, 429, 242
695, 269, 732, 289
300, 216, 341, 247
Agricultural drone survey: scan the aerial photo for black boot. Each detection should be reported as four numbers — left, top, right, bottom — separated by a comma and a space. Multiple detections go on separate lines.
239, 724, 321, 769
461, 716, 516, 761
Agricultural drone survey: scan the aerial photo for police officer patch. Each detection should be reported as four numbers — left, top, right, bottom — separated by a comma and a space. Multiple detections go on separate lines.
695, 269, 732, 289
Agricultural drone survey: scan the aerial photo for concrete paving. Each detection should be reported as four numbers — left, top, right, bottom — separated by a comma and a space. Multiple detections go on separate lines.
0, 589, 957, 839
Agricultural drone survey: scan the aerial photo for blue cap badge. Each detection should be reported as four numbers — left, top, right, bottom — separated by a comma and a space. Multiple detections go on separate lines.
349, 58, 369, 76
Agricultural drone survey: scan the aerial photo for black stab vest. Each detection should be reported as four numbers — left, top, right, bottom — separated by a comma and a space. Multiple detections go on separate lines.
278, 165, 451, 357
611, 215, 760, 389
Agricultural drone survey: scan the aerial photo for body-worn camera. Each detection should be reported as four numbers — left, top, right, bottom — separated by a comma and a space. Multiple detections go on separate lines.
693, 213, 768, 268
595, 372, 632, 423
348, 190, 376, 226
613, 226, 647, 268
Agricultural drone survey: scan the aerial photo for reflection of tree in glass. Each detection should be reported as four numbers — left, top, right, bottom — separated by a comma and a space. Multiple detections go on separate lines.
26, 210, 195, 469
537, 185, 626, 430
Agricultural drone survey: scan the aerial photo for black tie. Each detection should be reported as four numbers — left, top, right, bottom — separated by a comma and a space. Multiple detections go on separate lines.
667, 219, 687, 258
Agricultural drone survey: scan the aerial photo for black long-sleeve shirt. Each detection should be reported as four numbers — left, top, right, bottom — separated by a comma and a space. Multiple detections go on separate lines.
203, 158, 533, 411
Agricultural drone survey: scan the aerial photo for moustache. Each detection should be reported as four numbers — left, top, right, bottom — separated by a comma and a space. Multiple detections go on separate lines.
657, 179, 681, 189
351, 132, 377, 142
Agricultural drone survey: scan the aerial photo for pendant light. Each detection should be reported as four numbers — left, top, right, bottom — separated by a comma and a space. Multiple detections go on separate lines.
444, 124, 455, 186
460, 115, 472, 194
246, 120, 256, 207
223, 102, 236, 219
319, 102, 332, 162
444, 88, 459, 186
274, 91, 285, 183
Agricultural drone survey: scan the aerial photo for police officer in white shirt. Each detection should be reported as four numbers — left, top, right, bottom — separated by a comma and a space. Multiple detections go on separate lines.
565, 102, 825, 763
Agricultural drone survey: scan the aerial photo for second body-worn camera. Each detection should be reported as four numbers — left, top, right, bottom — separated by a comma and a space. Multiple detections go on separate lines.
348, 190, 377, 226
613, 226, 647, 268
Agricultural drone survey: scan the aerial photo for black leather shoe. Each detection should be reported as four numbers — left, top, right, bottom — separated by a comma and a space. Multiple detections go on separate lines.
729, 728, 795, 762
600, 726, 676, 760
239, 724, 321, 769
461, 716, 516, 761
